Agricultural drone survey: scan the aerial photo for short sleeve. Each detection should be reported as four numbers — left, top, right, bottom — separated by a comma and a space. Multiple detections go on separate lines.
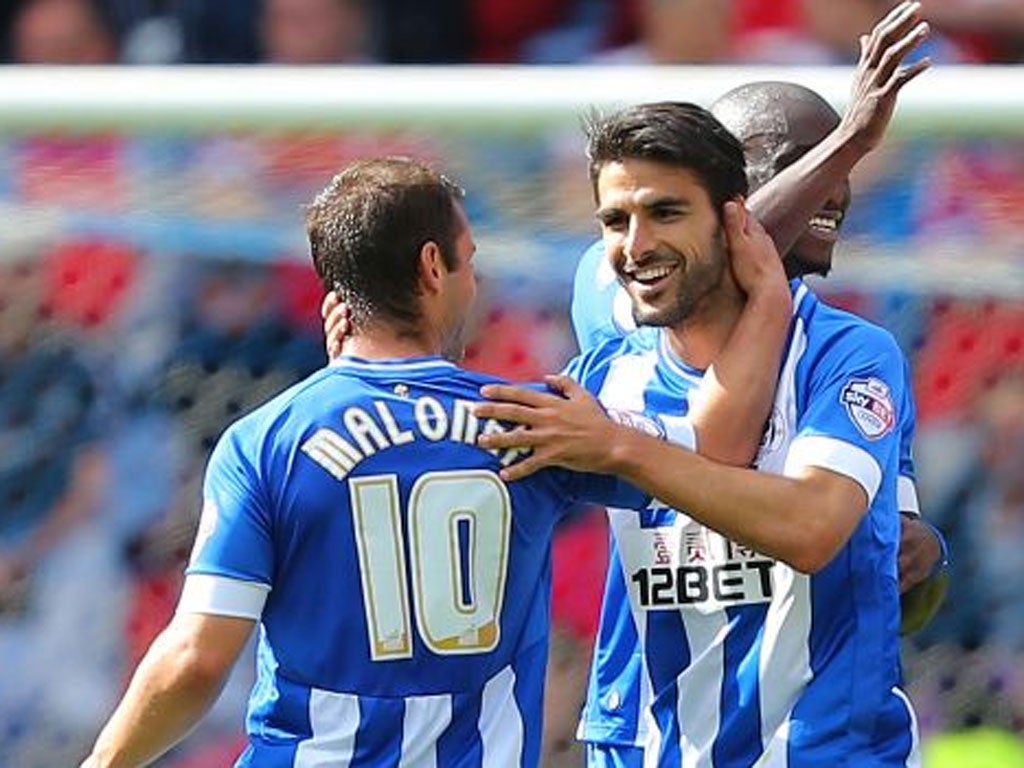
181, 420, 275, 617
785, 324, 906, 505
555, 467, 650, 511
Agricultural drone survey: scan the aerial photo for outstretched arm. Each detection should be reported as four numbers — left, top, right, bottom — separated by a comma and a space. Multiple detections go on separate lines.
80, 612, 254, 768
750, 1, 930, 256
473, 379, 866, 574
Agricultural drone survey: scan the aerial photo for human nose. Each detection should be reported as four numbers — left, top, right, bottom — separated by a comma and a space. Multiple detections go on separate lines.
623, 217, 655, 262
829, 179, 852, 212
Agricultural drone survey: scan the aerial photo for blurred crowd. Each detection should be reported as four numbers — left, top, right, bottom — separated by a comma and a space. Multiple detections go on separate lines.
0, 119, 1020, 766
0, 0, 1023, 66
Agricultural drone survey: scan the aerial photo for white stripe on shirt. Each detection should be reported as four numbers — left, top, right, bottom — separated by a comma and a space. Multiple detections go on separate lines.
677, 610, 727, 768
755, 566, 813, 768
400, 694, 452, 768
897, 476, 920, 515
784, 435, 883, 503
294, 689, 359, 767
480, 665, 524, 766
600, 351, 659, 413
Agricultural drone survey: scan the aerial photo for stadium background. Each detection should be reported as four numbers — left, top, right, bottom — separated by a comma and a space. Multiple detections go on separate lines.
0, 53, 1022, 768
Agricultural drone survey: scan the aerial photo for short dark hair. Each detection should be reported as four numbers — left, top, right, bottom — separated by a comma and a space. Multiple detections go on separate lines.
585, 102, 748, 214
305, 156, 464, 328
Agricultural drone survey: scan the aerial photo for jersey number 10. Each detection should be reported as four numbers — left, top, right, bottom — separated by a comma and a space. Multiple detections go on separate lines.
349, 470, 512, 661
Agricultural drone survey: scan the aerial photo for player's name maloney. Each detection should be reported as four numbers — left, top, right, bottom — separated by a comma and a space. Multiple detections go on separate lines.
301, 396, 529, 481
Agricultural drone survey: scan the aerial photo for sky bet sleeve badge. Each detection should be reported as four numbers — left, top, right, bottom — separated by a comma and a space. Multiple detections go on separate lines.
840, 377, 896, 440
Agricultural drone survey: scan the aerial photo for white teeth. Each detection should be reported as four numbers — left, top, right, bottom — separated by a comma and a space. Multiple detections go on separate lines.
809, 215, 838, 231
634, 265, 673, 281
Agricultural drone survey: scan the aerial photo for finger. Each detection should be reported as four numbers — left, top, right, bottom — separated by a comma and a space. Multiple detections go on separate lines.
722, 200, 744, 244
480, 383, 561, 408
873, 1, 921, 44
875, 0, 918, 32
875, 21, 930, 85
884, 57, 931, 96
500, 455, 547, 482
865, 1, 921, 70
746, 211, 767, 239
478, 427, 539, 450
324, 312, 348, 340
472, 400, 541, 426
544, 373, 585, 399
321, 291, 338, 319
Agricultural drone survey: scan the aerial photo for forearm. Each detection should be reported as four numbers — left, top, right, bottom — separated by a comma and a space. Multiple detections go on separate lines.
748, 124, 866, 258
84, 627, 228, 768
690, 287, 791, 466
606, 427, 858, 573
899, 514, 950, 633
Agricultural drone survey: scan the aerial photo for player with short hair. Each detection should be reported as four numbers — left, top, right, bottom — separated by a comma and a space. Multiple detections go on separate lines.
572, 80, 947, 620
477, 96, 923, 766
80, 155, 790, 768
470, 6, 936, 766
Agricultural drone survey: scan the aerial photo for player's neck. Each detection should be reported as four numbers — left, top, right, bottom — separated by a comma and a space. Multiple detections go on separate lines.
341, 328, 442, 361
663, 287, 744, 370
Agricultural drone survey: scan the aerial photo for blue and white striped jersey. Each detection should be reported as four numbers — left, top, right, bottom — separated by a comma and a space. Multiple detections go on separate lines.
569, 282, 921, 767
180, 355, 650, 768
571, 240, 638, 354
572, 239, 921, 512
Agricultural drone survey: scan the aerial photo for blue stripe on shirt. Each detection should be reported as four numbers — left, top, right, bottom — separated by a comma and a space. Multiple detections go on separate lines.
714, 604, 767, 767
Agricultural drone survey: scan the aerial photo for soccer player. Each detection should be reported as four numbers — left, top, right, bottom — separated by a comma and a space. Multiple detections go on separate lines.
571, 82, 947, 621
79, 156, 788, 768
476, 94, 923, 765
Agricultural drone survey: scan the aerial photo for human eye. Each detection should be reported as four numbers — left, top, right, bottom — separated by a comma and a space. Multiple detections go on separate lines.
652, 204, 685, 222
597, 210, 627, 232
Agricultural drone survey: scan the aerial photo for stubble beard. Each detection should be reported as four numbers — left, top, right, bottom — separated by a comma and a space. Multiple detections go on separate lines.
630, 232, 728, 329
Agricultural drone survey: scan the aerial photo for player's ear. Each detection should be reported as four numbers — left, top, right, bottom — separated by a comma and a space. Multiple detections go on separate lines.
418, 241, 445, 295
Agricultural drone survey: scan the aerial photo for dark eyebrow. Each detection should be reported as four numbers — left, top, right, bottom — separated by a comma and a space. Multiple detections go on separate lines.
645, 196, 690, 211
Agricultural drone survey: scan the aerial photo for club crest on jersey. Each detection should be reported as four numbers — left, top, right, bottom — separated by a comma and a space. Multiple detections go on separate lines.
840, 377, 895, 440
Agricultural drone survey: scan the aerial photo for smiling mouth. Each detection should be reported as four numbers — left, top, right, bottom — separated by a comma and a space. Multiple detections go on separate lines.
627, 263, 678, 288
808, 212, 844, 239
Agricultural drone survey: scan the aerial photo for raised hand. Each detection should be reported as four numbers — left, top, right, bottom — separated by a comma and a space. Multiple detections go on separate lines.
723, 200, 790, 309
842, 0, 931, 154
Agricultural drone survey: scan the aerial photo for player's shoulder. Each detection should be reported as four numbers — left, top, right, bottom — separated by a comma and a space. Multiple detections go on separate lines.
798, 284, 902, 359
567, 328, 657, 377
575, 238, 608, 280
217, 365, 336, 446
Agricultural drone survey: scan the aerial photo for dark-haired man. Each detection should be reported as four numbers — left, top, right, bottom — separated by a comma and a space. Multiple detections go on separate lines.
572, 80, 946, 615
480, 101, 922, 768
473, 4, 937, 765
